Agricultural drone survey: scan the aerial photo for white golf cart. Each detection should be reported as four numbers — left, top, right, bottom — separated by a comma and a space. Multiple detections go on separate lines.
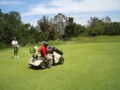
29, 46, 64, 69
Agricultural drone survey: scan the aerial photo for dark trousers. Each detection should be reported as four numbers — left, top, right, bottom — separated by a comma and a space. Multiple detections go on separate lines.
14, 47, 18, 56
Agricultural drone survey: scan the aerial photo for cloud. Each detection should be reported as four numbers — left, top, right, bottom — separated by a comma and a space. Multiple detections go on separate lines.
0, 0, 25, 5
22, 0, 120, 16
21, 0, 120, 26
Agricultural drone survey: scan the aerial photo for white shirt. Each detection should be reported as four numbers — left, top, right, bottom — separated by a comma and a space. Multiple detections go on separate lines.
12, 40, 18, 47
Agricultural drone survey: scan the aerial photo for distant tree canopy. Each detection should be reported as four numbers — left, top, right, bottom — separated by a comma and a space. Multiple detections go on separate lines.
87, 17, 120, 36
37, 15, 57, 41
64, 22, 85, 38
0, 8, 120, 48
0, 9, 37, 47
37, 15, 86, 40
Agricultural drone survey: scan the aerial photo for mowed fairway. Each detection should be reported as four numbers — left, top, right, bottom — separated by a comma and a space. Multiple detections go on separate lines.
0, 38, 120, 90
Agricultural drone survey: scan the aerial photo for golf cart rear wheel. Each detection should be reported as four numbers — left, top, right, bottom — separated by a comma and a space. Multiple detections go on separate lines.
59, 57, 64, 64
40, 62, 46, 69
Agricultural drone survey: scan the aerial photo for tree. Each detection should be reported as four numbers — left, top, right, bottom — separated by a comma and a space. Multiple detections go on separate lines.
104, 22, 120, 35
0, 11, 22, 45
87, 17, 105, 36
37, 16, 50, 41
103, 16, 111, 23
75, 24, 86, 36
48, 24, 57, 40
68, 17, 74, 23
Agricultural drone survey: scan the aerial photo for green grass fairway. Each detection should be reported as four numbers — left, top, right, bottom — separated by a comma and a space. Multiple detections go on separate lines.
0, 36, 120, 90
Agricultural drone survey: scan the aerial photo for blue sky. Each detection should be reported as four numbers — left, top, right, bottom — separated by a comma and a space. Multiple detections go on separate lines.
0, 0, 120, 26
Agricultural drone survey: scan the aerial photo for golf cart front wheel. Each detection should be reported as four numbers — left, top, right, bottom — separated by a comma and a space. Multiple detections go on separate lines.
59, 57, 64, 64
40, 62, 46, 69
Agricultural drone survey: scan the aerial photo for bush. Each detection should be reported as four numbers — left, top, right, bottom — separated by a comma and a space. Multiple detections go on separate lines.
0, 43, 9, 49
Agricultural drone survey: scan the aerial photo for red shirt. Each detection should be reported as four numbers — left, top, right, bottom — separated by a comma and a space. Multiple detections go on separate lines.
40, 45, 47, 57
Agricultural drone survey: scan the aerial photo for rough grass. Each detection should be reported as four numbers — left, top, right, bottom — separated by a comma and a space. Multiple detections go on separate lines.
0, 36, 120, 90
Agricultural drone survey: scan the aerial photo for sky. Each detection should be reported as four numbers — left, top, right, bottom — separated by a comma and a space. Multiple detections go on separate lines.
0, 0, 120, 26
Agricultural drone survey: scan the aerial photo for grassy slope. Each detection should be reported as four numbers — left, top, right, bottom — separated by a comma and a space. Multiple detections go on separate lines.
75, 35, 120, 42
0, 36, 120, 90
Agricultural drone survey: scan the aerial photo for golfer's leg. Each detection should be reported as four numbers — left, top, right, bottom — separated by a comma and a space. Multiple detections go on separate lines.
14, 47, 17, 58
47, 59, 53, 68
16, 48, 19, 58
46, 54, 53, 67
14, 51, 16, 58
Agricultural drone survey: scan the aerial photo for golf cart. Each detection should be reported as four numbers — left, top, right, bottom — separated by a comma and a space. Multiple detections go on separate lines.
29, 46, 64, 69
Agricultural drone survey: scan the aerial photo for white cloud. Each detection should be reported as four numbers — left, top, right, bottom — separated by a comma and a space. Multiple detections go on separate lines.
0, 0, 24, 5
22, 0, 120, 16
21, 0, 120, 26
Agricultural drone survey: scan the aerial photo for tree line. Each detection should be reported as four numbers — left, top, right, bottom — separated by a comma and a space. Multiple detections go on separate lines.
0, 9, 120, 48
87, 17, 120, 37
0, 9, 38, 48
37, 15, 86, 41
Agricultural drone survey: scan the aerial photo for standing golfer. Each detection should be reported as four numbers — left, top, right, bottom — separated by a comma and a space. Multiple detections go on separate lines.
12, 38, 19, 59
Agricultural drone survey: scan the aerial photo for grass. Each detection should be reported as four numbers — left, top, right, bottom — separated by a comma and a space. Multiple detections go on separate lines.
0, 36, 120, 90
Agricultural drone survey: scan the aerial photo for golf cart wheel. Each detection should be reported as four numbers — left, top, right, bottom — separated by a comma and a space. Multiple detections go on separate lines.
40, 62, 46, 69
59, 57, 64, 64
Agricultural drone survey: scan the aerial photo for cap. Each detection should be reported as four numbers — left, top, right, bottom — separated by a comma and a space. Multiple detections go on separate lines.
44, 41, 48, 46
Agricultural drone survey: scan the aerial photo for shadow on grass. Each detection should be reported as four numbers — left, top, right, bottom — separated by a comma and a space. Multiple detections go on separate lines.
11, 57, 14, 59
28, 66, 44, 70
28, 63, 63, 70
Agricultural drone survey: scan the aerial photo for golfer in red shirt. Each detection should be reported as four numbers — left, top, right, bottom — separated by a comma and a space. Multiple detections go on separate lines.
40, 41, 53, 68
40, 41, 49, 60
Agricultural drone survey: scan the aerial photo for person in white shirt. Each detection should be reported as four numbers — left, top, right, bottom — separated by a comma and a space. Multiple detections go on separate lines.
12, 38, 19, 59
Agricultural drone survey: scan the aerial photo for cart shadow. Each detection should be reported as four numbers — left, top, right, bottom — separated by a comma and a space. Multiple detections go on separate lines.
28, 64, 62, 70
28, 66, 44, 70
